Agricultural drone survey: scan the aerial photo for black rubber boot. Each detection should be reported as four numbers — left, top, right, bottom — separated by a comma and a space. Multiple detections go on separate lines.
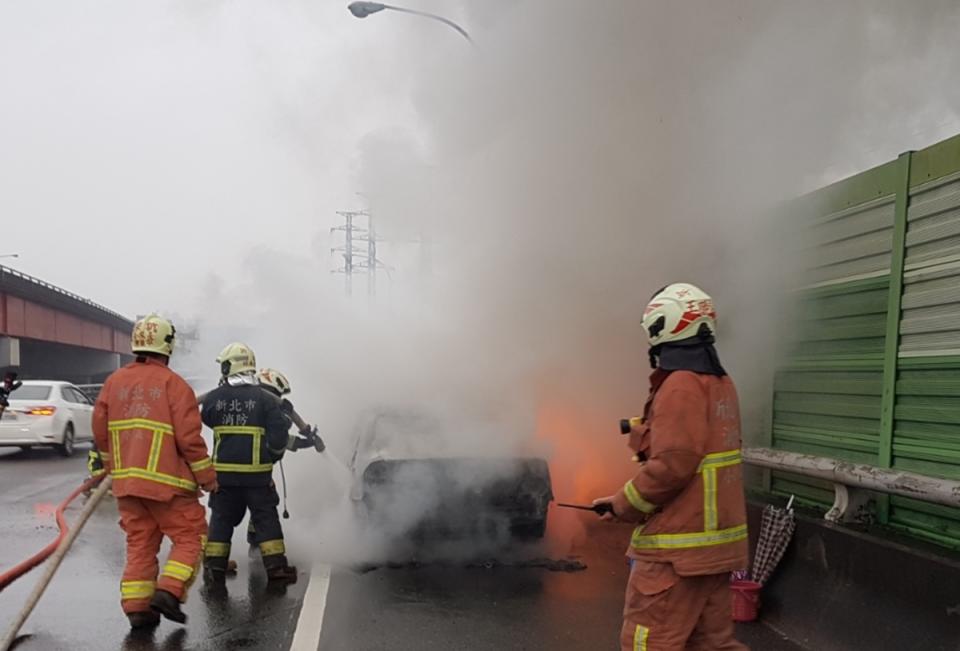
127, 610, 160, 629
265, 564, 298, 584
204, 566, 227, 585
149, 589, 187, 624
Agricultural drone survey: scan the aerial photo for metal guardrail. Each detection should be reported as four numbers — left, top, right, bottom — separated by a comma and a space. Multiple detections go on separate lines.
743, 447, 960, 523
0, 264, 130, 324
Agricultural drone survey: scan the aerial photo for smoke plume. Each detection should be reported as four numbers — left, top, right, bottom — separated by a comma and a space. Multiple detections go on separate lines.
165, 0, 960, 562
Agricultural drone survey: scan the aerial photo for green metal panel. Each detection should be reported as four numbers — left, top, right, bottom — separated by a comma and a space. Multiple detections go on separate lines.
803, 198, 896, 285
873, 153, 913, 521
770, 473, 835, 506
769, 133, 960, 548
900, 170, 960, 354
878, 153, 912, 466
772, 277, 887, 470
909, 133, 960, 188
801, 158, 901, 216
889, 496, 960, 549
888, 355, 960, 542
888, 138, 960, 542
770, 136, 960, 547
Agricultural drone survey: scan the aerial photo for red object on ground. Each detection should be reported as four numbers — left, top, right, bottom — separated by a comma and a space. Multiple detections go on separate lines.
731, 580, 762, 622
0, 475, 102, 592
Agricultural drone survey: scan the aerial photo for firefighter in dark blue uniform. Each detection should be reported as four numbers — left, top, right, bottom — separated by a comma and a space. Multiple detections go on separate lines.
200, 342, 298, 583
244, 367, 320, 556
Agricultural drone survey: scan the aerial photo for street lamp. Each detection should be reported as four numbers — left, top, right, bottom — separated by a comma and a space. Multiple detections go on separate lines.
0, 254, 18, 260
347, 2, 473, 44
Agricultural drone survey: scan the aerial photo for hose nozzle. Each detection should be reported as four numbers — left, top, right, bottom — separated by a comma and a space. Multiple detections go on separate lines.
620, 416, 643, 435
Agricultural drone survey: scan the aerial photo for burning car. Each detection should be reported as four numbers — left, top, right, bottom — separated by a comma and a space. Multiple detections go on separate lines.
348, 408, 553, 543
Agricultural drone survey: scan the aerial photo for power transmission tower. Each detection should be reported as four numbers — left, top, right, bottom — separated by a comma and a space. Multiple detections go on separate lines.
330, 210, 388, 296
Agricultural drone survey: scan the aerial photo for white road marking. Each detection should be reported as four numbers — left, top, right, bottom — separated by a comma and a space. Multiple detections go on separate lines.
290, 564, 332, 651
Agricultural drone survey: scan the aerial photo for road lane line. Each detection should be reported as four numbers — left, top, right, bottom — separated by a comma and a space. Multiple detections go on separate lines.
290, 564, 331, 651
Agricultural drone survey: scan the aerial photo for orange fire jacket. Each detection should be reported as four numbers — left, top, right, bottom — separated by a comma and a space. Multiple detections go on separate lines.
612, 369, 749, 576
93, 357, 215, 502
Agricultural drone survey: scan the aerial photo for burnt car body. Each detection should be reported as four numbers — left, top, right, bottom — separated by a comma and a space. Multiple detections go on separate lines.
348, 409, 553, 542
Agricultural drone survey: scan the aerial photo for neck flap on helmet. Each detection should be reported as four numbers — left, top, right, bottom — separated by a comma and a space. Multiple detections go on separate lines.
649, 323, 727, 377
226, 372, 259, 387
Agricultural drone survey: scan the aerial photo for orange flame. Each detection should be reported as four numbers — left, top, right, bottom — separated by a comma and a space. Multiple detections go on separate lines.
536, 398, 636, 504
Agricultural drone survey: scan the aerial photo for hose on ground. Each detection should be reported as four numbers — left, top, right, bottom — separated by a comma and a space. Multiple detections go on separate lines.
0, 475, 104, 592
0, 475, 112, 651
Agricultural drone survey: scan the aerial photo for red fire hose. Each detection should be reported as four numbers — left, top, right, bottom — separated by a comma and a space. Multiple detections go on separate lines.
0, 475, 103, 592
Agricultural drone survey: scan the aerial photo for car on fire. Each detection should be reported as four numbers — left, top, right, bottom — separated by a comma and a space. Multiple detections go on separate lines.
348, 408, 554, 543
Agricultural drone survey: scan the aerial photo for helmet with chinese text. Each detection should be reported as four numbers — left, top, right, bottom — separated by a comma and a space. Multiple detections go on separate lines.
216, 342, 257, 377
258, 368, 291, 395
642, 283, 717, 346
131, 314, 176, 357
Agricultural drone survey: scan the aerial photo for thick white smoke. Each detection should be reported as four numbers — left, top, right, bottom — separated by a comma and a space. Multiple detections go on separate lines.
164, 0, 960, 563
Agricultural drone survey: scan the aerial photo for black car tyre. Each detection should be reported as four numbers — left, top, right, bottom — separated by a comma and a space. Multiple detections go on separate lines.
57, 423, 75, 457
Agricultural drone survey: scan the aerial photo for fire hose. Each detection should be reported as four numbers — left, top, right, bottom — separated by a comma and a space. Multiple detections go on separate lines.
0, 475, 113, 651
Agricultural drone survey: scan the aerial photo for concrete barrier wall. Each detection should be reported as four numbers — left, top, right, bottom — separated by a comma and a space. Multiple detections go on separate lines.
748, 500, 960, 651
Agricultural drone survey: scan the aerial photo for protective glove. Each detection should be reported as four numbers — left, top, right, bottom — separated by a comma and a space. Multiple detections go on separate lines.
299, 425, 325, 452
87, 450, 106, 478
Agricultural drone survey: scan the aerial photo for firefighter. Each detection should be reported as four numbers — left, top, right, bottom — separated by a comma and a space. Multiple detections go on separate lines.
592, 283, 748, 651
244, 368, 320, 556
201, 343, 298, 584
92, 314, 217, 628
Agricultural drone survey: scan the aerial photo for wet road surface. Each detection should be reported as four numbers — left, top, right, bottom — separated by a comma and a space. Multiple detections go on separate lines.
0, 445, 306, 651
315, 521, 805, 651
1, 446, 805, 650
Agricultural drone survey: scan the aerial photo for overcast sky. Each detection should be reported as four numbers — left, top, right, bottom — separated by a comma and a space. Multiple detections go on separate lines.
3, 1, 958, 319
0, 0, 450, 315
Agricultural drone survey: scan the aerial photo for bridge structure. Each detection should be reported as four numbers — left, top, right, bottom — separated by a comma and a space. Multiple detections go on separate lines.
0, 264, 134, 384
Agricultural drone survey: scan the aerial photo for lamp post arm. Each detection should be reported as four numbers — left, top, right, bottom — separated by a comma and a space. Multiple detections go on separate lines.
382, 4, 473, 44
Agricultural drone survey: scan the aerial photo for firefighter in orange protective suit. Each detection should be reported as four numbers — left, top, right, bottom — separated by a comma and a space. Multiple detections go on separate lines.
93, 314, 218, 629
593, 283, 749, 651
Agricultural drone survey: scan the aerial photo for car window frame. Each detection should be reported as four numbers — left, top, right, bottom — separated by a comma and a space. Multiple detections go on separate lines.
62, 386, 89, 405
77, 387, 94, 405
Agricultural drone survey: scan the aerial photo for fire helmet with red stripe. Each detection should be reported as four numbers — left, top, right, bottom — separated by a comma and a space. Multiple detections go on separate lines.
642, 283, 717, 346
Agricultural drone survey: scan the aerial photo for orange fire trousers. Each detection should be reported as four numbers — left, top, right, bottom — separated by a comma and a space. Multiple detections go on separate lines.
621, 561, 748, 651
117, 494, 207, 614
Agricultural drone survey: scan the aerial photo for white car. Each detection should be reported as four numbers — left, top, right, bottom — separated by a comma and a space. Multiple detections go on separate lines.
0, 381, 95, 456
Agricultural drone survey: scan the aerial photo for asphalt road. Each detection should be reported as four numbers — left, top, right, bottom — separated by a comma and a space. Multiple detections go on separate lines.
0, 445, 306, 651
0, 445, 805, 650
316, 524, 804, 651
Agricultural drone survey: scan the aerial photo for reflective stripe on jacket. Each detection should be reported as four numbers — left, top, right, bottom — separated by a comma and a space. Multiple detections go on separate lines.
612, 369, 748, 576
92, 357, 215, 501
200, 384, 288, 487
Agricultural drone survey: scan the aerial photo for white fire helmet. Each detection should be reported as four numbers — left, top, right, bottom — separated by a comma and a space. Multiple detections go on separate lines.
216, 342, 257, 377
258, 368, 291, 395
642, 283, 717, 346
131, 314, 176, 357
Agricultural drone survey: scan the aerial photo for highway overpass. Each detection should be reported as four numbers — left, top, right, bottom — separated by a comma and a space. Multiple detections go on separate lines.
0, 264, 134, 384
